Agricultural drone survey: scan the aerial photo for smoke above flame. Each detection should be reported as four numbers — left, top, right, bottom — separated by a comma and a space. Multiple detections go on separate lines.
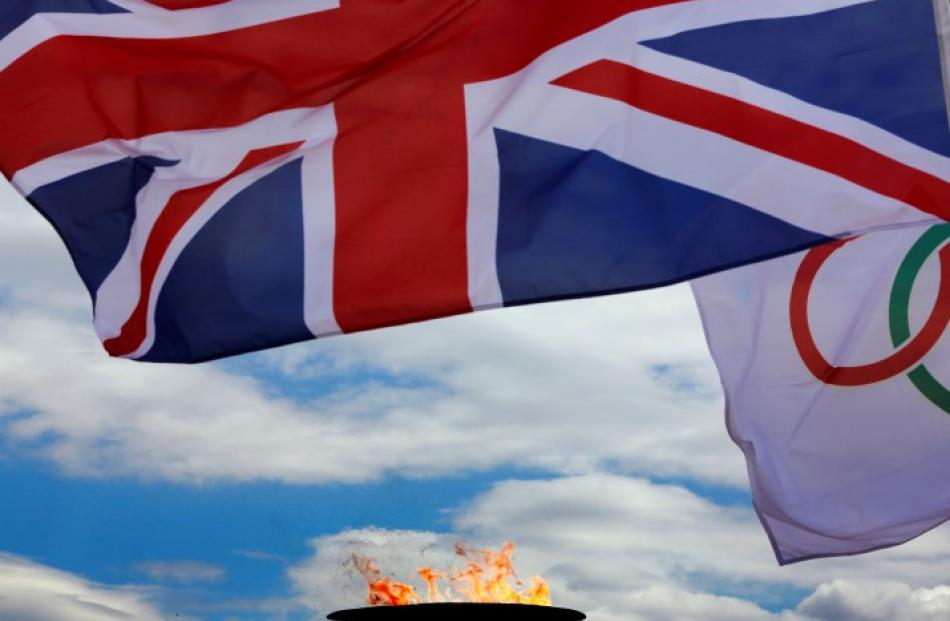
352, 541, 551, 606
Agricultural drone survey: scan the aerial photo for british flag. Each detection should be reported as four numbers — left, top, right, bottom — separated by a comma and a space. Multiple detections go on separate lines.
2, 0, 948, 362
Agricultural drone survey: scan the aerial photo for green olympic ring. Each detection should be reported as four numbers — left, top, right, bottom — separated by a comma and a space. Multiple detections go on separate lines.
791, 224, 950, 414
889, 224, 950, 414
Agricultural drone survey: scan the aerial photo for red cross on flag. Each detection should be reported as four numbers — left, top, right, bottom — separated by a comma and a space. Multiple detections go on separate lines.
2, 0, 946, 363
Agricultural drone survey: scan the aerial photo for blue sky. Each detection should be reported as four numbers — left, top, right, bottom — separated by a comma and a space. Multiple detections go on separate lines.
0, 460, 547, 607
3, 156, 950, 620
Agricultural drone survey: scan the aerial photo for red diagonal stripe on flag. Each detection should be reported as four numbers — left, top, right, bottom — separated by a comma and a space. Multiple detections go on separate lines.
103, 141, 303, 358
0, 30, 338, 175
553, 60, 950, 221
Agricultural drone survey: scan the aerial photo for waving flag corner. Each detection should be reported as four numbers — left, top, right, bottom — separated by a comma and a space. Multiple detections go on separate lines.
694, 221, 950, 564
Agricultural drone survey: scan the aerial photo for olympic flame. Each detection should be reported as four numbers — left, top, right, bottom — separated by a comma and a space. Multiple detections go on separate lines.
352, 542, 551, 607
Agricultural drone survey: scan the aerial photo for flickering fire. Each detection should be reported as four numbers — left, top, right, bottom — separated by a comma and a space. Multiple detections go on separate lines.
352, 542, 551, 607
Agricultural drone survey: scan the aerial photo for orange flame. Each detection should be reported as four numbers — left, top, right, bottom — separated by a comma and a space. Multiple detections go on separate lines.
352, 542, 551, 607
351, 554, 421, 606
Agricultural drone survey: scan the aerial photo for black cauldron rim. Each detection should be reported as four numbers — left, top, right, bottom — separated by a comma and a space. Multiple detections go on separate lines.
328, 603, 586, 621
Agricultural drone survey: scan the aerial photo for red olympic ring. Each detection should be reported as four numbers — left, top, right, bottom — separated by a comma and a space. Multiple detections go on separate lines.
790, 237, 950, 386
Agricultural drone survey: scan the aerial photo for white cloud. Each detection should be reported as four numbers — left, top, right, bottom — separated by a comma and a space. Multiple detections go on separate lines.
0, 553, 166, 621
453, 474, 775, 600
612, 585, 780, 621
287, 526, 783, 621
0, 286, 743, 486
288, 475, 950, 621
454, 474, 950, 595
233, 549, 283, 562
794, 580, 950, 621
290, 529, 782, 621
265, 283, 739, 483
0, 181, 89, 314
134, 560, 225, 585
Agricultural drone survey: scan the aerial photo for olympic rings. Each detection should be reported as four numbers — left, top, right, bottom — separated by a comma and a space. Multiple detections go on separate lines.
889, 226, 950, 413
789, 225, 950, 410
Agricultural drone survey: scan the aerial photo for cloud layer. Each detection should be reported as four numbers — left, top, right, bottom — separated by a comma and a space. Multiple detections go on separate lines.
0, 273, 743, 487
797, 580, 950, 621
134, 560, 226, 585
289, 474, 950, 621
0, 554, 166, 621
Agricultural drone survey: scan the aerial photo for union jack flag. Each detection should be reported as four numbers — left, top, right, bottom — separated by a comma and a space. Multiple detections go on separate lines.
2, 0, 948, 362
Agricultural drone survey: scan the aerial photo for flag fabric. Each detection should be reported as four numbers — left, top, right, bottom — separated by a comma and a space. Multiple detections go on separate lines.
692, 222, 950, 563
1, 0, 948, 363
